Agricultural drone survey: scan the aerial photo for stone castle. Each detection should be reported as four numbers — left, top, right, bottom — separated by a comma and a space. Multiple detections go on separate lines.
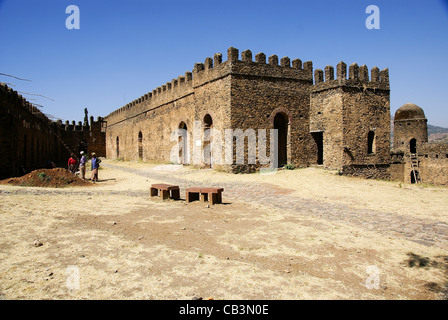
105, 47, 391, 176
1, 47, 447, 186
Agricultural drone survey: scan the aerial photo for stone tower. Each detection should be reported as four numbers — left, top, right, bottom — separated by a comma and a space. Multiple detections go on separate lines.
393, 103, 428, 154
310, 62, 391, 177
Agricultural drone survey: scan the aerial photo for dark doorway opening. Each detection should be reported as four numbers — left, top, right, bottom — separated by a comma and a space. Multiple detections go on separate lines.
410, 138, 417, 154
368, 131, 375, 154
203, 114, 213, 167
178, 122, 188, 164
138, 131, 143, 161
273, 113, 288, 167
312, 132, 324, 165
116, 136, 120, 159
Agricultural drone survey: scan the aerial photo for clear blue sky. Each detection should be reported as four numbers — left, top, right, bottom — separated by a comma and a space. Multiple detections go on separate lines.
1, 0, 448, 126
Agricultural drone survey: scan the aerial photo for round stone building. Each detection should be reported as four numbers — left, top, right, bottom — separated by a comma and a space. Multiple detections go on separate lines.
393, 103, 428, 154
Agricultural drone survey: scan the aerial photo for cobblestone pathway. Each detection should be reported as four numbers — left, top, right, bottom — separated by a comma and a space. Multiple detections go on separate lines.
3, 163, 447, 250
102, 163, 448, 250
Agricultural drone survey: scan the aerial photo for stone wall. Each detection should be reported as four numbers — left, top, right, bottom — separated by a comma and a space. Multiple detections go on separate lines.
104, 47, 316, 171
0, 83, 106, 179
104, 47, 393, 178
394, 118, 428, 152
55, 117, 106, 158
104, 54, 233, 165
228, 48, 314, 171
389, 143, 448, 186
389, 151, 405, 182
311, 62, 391, 175
419, 142, 448, 186
0, 84, 57, 178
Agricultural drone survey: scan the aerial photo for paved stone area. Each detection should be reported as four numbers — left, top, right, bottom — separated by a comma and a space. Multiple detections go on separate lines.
3, 163, 447, 250
109, 163, 448, 250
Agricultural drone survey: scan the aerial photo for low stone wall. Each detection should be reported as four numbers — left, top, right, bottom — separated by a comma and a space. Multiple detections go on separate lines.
342, 163, 390, 180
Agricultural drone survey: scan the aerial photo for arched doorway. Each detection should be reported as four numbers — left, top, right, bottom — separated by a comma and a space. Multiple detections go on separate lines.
312, 132, 323, 165
138, 131, 143, 161
116, 136, 120, 159
178, 122, 188, 164
410, 138, 417, 154
273, 112, 289, 167
203, 114, 213, 167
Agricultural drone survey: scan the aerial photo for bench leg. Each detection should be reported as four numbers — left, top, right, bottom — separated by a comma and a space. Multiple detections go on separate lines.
150, 187, 158, 197
161, 190, 169, 200
217, 191, 222, 204
187, 191, 198, 203
200, 192, 208, 203
209, 192, 217, 205
171, 189, 180, 200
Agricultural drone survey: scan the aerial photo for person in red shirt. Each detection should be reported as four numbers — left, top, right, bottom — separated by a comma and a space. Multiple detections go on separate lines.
68, 154, 77, 174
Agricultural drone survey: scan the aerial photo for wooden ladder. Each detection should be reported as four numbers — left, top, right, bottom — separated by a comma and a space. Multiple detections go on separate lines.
410, 153, 421, 184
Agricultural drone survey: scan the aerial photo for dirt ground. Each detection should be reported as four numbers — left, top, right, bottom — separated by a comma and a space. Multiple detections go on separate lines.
0, 168, 91, 188
0, 159, 447, 300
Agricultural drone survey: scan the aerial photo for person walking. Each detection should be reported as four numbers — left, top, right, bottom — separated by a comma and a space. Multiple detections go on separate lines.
79, 151, 87, 180
68, 154, 77, 174
90, 152, 101, 182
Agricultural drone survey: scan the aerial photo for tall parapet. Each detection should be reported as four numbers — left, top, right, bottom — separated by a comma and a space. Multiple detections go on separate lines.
214, 53, 222, 66
268, 55, 278, 65
312, 61, 390, 92
324, 66, 334, 82
228, 47, 239, 62
241, 49, 252, 62
255, 52, 266, 63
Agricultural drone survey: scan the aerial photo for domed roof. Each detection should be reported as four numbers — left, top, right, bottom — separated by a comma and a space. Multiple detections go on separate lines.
394, 103, 426, 121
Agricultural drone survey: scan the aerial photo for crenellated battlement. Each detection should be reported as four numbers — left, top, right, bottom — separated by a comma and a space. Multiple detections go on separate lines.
1, 83, 104, 133
191, 47, 313, 84
105, 47, 314, 123
312, 61, 390, 92
55, 116, 104, 132
0, 83, 50, 121
106, 68, 195, 120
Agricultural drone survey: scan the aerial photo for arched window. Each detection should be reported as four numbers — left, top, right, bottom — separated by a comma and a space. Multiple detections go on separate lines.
203, 114, 213, 167
178, 122, 188, 164
368, 131, 376, 154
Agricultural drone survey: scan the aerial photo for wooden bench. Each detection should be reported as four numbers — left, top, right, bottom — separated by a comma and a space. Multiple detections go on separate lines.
150, 184, 180, 200
186, 187, 224, 205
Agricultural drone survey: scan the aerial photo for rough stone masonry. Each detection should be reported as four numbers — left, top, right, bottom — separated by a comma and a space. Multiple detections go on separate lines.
104, 47, 394, 178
